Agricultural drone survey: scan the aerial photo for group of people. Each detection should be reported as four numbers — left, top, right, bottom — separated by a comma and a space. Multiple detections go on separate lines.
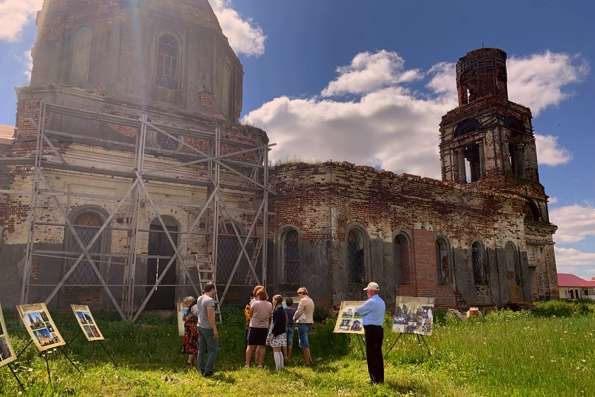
179, 281, 386, 385
179, 284, 316, 376
244, 286, 315, 370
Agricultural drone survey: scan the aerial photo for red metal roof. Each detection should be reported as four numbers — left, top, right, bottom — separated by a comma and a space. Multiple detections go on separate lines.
557, 273, 595, 288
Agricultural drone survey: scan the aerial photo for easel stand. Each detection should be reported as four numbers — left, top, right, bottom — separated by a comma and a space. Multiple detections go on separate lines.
350, 334, 367, 360
17, 340, 82, 386
67, 333, 117, 367
384, 333, 432, 358
3, 364, 27, 393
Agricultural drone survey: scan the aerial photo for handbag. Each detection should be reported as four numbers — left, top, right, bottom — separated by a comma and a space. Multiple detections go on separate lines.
266, 322, 274, 346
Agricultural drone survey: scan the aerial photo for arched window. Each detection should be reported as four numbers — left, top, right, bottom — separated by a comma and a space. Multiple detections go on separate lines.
147, 216, 178, 310
472, 241, 488, 285
394, 233, 411, 284
436, 237, 450, 285
66, 210, 106, 284
505, 242, 522, 286
281, 228, 300, 283
347, 228, 365, 285
524, 200, 543, 223
157, 34, 178, 89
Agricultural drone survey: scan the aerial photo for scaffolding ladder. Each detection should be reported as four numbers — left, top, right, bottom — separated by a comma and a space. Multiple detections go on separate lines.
195, 254, 222, 323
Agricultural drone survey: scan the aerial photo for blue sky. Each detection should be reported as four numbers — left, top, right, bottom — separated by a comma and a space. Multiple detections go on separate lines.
1, 0, 594, 278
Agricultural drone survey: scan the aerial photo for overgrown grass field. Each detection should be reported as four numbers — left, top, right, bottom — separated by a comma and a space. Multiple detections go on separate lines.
1, 302, 594, 396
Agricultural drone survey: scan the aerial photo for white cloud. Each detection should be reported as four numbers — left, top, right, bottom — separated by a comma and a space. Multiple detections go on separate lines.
322, 50, 422, 97
209, 0, 266, 57
551, 204, 595, 244
555, 247, 595, 277
22, 48, 32, 80
535, 134, 572, 166
244, 50, 587, 176
0, 0, 42, 41
507, 51, 589, 116
549, 197, 559, 205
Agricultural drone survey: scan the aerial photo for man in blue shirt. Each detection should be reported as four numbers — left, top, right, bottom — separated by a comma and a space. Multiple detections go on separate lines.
355, 282, 386, 384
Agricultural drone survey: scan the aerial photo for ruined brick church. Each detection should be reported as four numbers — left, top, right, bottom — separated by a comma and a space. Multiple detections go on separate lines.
0, 0, 558, 318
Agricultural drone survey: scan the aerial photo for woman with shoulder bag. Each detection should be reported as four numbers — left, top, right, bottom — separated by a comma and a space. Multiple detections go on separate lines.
267, 294, 287, 370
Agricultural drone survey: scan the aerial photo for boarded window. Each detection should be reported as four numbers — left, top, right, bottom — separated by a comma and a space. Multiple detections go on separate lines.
67, 211, 104, 284
394, 234, 410, 284
348, 229, 365, 285
282, 229, 300, 283
157, 34, 178, 89
436, 238, 449, 285
472, 241, 488, 285
505, 242, 522, 286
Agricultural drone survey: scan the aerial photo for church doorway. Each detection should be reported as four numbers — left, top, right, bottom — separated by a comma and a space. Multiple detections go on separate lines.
146, 218, 178, 310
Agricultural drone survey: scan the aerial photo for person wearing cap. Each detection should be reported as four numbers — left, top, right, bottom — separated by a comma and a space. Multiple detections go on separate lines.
293, 287, 315, 366
355, 282, 386, 384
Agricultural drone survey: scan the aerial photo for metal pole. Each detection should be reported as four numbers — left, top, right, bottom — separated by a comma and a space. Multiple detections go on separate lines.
124, 115, 147, 319
211, 127, 221, 288
262, 142, 269, 287
20, 102, 46, 304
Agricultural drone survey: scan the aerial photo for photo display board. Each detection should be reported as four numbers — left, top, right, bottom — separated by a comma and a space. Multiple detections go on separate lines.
392, 296, 435, 336
177, 302, 187, 337
333, 301, 366, 335
71, 305, 105, 342
0, 304, 17, 368
17, 303, 65, 352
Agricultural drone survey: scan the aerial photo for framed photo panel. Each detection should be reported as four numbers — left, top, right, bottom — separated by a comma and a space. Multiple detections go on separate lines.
177, 302, 186, 337
71, 305, 105, 342
17, 303, 65, 352
333, 301, 366, 335
392, 296, 435, 336
0, 304, 17, 368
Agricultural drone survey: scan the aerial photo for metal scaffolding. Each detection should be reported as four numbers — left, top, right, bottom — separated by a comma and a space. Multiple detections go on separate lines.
7, 102, 272, 321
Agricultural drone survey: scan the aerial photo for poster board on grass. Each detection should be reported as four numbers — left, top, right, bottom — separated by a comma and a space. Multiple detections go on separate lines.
392, 296, 435, 336
0, 304, 16, 368
71, 305, 105, 341
333, 301, 366, 335
177, 302, 187, 337
17, 303, 65, 352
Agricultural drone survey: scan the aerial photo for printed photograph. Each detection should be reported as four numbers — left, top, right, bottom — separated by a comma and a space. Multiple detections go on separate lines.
33, 327, 60, 347
0, 337, 11, 360
71, 305, 104, 341
333, 301, 366, 335
17, 303, 65, 352
393, 296, 435, 336
76, 311, 89, 325
25, 311, 46, 330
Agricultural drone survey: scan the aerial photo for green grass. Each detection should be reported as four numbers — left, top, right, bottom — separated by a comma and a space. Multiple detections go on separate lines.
1, 307, 594, 396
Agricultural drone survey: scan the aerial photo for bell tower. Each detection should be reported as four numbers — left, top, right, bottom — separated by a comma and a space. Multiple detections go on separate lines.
440, 48, 540, 187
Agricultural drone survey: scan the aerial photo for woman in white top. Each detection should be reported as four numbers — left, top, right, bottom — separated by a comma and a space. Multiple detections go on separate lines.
245, 287, 272, 368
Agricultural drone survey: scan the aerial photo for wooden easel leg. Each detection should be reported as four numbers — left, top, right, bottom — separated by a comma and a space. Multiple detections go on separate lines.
383, 333, 403, 358
416, 334, 431, 356
16, 340, 33, 358
59, 347, 82, 374
7, 364, 27, 393
42, 352, 52, 385
99, 342, 117, 367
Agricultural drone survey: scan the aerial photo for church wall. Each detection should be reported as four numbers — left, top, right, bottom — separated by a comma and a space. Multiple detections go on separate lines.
271, 162, 557, 309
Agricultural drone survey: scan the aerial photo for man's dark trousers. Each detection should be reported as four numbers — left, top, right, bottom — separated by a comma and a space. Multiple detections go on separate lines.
364, 325, 384, 384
